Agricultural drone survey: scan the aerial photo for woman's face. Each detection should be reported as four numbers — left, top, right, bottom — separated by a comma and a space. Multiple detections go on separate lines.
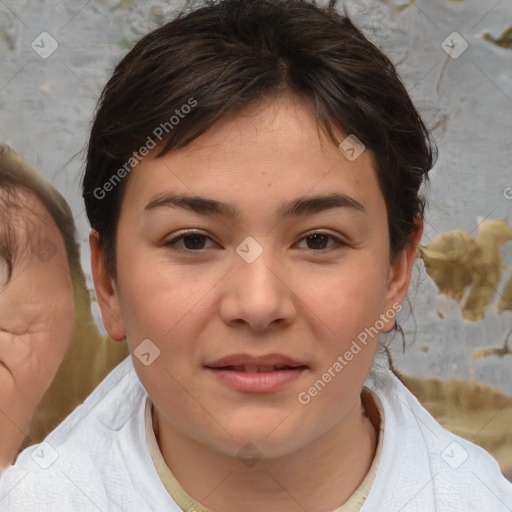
94, 94, 418, 459
0, 189, 75, 411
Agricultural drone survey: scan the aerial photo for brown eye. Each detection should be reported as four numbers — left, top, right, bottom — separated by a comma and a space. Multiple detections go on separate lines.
164, 231, 214, 252
163, 230, 346, 254
297, 231, 346, 251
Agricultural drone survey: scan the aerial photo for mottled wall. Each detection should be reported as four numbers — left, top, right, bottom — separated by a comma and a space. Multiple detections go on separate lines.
1, 0, 511, 407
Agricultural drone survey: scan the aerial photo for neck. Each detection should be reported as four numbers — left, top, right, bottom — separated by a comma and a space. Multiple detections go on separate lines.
153, 389, 380, 512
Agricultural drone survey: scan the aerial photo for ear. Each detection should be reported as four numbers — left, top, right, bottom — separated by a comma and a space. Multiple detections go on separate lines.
380, 217, 423, 333
89, 230, 126, 341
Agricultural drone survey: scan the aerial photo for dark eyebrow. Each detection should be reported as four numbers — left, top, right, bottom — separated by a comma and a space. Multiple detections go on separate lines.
144, 192, 366, 219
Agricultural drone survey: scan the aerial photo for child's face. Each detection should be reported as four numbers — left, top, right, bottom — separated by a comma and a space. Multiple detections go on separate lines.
0, 189, 75, 412
94, 94, 417, 458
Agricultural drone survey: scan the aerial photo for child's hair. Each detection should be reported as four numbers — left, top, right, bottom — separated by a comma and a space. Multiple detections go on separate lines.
0, 144, 81, 286
82, 0, 437, 276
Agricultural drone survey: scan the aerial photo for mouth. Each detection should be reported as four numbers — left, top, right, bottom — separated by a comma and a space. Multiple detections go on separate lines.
206, 364, 307, 372
204, 354, 308, 392
205, 352, 307, 369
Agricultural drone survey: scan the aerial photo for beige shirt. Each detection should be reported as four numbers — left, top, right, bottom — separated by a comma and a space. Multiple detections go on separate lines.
145, 387, 385, 512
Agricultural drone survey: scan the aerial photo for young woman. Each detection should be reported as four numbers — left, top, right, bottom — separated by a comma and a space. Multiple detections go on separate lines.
1, 0, 510, 510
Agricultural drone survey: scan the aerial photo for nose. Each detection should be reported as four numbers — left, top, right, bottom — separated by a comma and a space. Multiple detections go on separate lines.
219, 242, 297, 332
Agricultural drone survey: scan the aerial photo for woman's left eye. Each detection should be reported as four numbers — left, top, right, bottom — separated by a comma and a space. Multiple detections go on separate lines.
296, 231, 346, 251
164, 230, 345, 253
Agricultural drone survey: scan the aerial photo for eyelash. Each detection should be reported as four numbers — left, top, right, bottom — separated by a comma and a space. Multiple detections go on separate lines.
164, 230, 347, 253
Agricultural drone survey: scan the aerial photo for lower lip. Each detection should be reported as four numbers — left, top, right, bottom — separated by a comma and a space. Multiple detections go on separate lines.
205, 367, 307, 393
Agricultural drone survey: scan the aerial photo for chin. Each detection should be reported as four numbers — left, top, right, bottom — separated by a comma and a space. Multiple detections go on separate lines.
215, 417, 309, 458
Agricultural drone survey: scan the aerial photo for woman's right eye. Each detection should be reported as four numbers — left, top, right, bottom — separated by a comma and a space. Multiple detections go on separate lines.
164, 231, 216, 252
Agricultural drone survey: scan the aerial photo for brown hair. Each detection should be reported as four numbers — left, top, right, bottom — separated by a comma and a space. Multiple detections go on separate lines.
82, 0, 436, 277
0, 144, 81, 285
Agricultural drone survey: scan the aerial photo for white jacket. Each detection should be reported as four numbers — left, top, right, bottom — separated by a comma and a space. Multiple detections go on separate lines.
0, 355, 511, 511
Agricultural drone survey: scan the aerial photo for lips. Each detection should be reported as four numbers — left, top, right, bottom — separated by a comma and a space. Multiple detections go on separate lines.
205, 353, 307, 371
221, 365, 303, 372
204, 353, 308, 392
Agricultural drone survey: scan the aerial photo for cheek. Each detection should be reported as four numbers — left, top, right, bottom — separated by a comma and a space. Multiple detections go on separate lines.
39, 268, 75, 335
116, 250, 212, 346
294, 262, 386, 413
300, 255, 389, 334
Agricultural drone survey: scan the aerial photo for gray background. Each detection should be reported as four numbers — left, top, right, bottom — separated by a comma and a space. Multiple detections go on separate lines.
0, 0, 511, 394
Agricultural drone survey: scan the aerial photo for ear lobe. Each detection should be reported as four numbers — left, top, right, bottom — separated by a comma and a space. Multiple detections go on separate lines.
381, 218, 424, 333
89, 230, 126, 341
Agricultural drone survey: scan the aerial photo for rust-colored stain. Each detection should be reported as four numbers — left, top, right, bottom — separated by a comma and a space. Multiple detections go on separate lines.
482, 26, 512, 50
418, 219, 512, 321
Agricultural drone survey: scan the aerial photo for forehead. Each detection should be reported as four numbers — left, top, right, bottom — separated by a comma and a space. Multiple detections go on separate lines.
121, 94, 383, 220
1, 188, 51, 233
0, 187, 62, 265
